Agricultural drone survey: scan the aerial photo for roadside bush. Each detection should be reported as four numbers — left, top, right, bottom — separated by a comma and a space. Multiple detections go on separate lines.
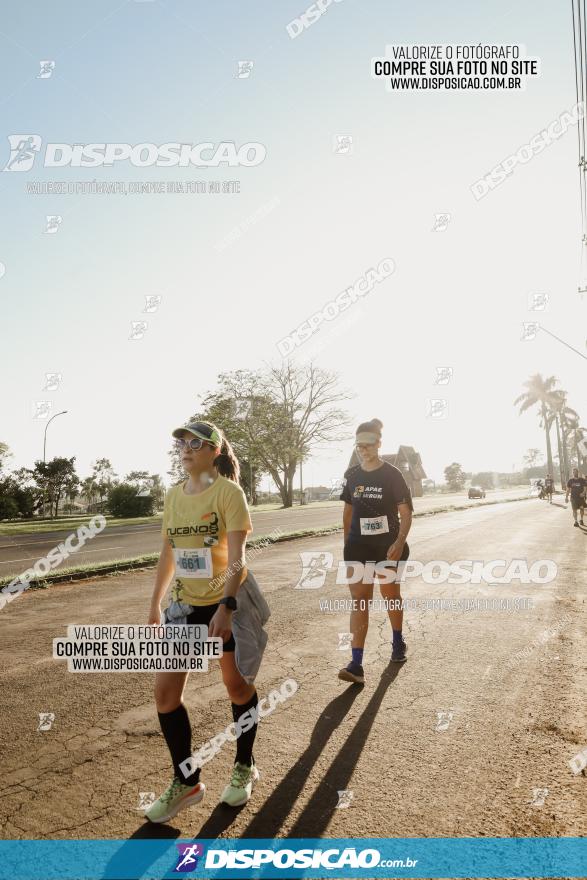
0, 478, 37, 519
107, 483, 155, 518
0, 494, 19, 520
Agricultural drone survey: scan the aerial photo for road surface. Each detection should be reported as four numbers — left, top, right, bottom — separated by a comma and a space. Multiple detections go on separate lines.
1, 495, 585, 848
0, 489, 533, 581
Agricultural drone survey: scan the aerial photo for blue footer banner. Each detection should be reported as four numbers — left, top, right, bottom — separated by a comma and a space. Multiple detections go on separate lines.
0, 838, 585, 879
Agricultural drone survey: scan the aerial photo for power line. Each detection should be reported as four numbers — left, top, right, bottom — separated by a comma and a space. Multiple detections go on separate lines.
539, 324, 587, 360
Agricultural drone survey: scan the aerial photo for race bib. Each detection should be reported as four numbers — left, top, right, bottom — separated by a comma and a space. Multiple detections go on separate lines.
174, 548, 212, 579
359, 515, 389, 536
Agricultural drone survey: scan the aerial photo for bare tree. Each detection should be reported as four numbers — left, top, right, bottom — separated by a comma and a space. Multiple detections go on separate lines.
176, 363, 352, 507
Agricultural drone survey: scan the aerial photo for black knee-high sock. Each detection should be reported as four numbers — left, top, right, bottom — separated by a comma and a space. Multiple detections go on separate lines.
158, 704, 200, 786
231, 691, 258, 766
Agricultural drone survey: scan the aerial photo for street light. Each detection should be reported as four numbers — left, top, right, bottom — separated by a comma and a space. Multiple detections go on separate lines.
42, 410, 68, 518
43, 410, 68, 463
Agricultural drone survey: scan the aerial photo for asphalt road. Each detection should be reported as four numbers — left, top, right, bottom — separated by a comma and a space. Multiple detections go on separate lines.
1, 495, 585, 844
0, 489, 532, 581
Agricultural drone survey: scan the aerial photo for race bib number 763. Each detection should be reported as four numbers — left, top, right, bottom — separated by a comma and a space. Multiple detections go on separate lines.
359, 515, 389, 536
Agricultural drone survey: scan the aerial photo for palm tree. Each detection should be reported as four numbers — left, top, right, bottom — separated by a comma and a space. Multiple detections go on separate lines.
549, 391, 580, 485
514, 374, 557, 477
80, 476, 99, 511
576, 426, 587, 472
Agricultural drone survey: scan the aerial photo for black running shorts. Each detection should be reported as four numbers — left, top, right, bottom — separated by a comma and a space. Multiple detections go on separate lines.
343, 539, 410, 566
165, 601, 235, 652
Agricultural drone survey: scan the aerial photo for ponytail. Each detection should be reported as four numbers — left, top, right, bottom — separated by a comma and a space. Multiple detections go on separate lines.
356, 418, 383, 438
213, 433, 240, 483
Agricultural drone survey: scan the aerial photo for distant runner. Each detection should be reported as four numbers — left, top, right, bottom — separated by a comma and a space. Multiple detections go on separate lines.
565, 468, 586, 527
544, 473, 555, 503
338, 418, 413, 685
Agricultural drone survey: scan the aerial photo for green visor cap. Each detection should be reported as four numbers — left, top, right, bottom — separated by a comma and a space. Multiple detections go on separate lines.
355, 431, 379, 445
172, 422, 222, 446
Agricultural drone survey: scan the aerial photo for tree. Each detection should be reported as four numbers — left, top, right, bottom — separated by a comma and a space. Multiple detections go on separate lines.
187, 363, 352, 508
92, 458, 118, 502
80, 476, 100, 510
470, 472, 494, 490
0, 463, 44, 519
523, 448, 543, 470
125, 470, 151, 485
107, 484, 155, 518
149, 474, 165, 509
125, 471, 165, 509
10, 468, 41, 516
63, 473, 80, 512
549, 392, 580, 483
0, 488, 19, 519
444, 462, 466, 492
32, 457, 78, 518
0, 442, 12, 474
514, 374, 558, 477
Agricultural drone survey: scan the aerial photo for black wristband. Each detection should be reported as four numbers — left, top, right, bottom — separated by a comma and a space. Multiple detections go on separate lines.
218, 596, 237, 611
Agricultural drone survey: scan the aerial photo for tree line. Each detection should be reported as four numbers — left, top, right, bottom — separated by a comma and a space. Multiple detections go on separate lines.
0, 448, 165, 520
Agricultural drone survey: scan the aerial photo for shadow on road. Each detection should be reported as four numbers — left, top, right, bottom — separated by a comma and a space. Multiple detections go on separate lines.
100, 821, 180, 880
239, 663, 403, 840
96, 655, 402, 880
193, 801, 249, 838
100, 674, 373, 876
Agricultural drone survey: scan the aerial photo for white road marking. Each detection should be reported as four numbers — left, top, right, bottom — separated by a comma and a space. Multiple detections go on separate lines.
2, 526, 160, 548
0, 547, 125, 566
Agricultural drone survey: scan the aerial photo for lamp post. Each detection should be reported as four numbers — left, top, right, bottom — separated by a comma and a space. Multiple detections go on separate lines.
42, 410, 68, 517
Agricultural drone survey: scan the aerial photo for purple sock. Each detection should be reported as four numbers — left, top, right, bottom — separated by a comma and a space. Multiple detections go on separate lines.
352, 647, 364, 666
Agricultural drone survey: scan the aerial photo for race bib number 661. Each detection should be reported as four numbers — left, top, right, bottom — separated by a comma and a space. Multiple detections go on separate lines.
174, 548, 212, 578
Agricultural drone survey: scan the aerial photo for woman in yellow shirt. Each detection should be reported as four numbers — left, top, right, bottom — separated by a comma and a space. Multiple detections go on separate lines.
145, 421, 258, 822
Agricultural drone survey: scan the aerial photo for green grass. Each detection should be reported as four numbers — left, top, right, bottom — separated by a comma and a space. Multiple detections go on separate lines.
0, 513, 162, 536
0, 527, 342, 590
250, 499, 343, 512
0, 502, 346, 534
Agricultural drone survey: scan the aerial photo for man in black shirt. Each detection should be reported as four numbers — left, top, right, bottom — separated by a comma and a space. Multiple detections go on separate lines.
565, 468, 586, 527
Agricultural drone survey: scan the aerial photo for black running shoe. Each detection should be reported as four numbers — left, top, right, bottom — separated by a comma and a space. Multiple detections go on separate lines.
391, 640, 408, 663
338, 661, 365, 684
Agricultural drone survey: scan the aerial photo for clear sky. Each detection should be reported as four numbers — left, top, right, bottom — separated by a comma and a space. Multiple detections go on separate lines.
1, 0, 585, 488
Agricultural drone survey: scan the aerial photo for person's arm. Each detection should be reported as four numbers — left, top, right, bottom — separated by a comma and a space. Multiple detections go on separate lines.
342, 502, 352, 542
148, 538, 175, 625
386, 502, 413, 561
565, 480, 571, 503
208, 529, 248, 641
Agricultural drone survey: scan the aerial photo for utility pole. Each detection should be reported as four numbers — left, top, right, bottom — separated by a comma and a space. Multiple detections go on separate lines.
299, 458, 304, 505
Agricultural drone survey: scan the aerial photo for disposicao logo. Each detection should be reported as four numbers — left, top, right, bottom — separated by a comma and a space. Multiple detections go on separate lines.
174, 843, 205, 872
3, 135, 266, 170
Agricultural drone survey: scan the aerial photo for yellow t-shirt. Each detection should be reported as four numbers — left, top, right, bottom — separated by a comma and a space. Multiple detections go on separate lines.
161, 475, 253, 606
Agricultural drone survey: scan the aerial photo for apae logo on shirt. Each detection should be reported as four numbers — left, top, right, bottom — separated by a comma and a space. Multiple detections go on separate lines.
353, 485, 383, 500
